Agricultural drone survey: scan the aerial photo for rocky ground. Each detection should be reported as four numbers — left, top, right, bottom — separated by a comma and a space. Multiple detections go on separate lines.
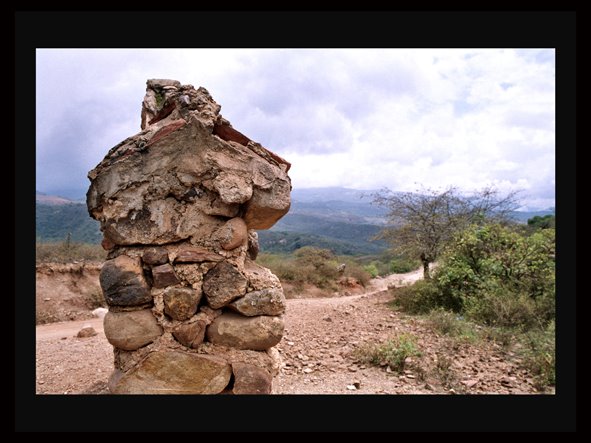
35, 268, 544, 395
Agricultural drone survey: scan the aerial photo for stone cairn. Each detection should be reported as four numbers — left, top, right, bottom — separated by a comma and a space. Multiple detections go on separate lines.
86, 79, 291, 394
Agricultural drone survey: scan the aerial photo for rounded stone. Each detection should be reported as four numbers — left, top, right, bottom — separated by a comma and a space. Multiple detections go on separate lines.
103, 309, 163, 351
99, 255, 151, 307
206, 312, 284, 351
215, 217, 248, 250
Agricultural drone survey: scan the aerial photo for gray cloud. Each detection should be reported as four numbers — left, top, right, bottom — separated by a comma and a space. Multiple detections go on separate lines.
36, 49, 555, 209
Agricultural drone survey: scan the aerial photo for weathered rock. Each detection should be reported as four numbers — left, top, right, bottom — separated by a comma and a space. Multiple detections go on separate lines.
214, 217, 248, 250
247, 230, 259, 260
206, 312, 284, 351
103, 309, 163, 351
99, 255, 151, 306
142, 247, 169, 265
174, 245, 223, 263
163, 287, 201, 321
152, 263, 180, 288
87, 82, 291, 246
202, 261, 248, 309
243, 259, 282, 291
172, 320, 207, 348
243, 178, 291, 229
77, 325, 97, 338
228, 288, 286, 316
111, 351, 231, 394
232, 362, 272, 394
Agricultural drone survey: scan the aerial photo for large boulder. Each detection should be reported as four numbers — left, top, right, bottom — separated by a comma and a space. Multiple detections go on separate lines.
206, 312, 284, 351
103, 309, 163, 351
86, 82, 291, 247
110, 351, 231, 394
99, 255, 151, 306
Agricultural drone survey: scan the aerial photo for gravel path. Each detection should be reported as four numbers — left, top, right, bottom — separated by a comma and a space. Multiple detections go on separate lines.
36, 269, 541, 395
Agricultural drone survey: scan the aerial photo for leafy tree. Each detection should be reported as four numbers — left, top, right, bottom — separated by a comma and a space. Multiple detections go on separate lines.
527, 214, 555, 230
372, 186, 519, 279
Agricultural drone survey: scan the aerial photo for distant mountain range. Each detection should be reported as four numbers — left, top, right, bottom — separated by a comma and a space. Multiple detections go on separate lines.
35, 188, 554, 255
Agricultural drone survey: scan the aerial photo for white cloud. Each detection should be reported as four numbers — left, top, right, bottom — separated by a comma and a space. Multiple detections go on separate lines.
36, 48, 555, 208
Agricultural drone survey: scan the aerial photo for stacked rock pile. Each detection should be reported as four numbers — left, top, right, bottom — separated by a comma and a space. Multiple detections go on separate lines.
86, 79, 291, 394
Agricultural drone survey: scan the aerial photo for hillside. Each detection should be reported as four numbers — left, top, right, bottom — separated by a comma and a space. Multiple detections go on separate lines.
35, 188, 554, 255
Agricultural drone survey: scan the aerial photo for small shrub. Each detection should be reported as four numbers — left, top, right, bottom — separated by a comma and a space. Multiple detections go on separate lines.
390, 257, 420, 274
87, 290, 106, 310
520, 321, 555, 390
363, 263, 379, 278
354, 334, 421, 373
425, 309, 478, 342
434, 352, 456, 388
390, 280, 456, 314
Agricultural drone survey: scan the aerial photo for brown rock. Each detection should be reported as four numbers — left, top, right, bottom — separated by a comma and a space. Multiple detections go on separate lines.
243, 179, 291, 230
228, 288, 286, 316
87, 81, 291, 247
76, 325, 97, 338
206, 312, 284, 351
99, 255, 151, 307
142, 247, 169, 265
111, 351, 231, 394
101, 235, 116, 251
172, 320, 207, 348
174, 246, 224, 263
103, 309, 163, 351
215, 217, 248, 250
152, 263, 180, 288
202, 261, 248, 309
247, 230, 259, 260
232, 362, 272, 394
163, 286, 201, 321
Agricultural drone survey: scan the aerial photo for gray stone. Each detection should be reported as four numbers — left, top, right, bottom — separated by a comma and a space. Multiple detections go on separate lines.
163, 287, 201, 321
111, 350, 231, 394
228, 288, 286, 316
172, 320, 207, 348
206, 312, 284, 351
152, 263, 180, 288
142, 247, 169, 265
103, 309, 163, 351
232, 362, 272, 394
99, 255, 151, 307
202, 261, 247, 309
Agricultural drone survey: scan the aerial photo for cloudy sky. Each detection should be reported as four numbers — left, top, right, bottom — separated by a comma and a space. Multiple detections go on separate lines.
36, 48, 555, 210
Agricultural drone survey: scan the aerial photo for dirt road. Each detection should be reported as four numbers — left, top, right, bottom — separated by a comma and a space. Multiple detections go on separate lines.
36, 268, 539, 395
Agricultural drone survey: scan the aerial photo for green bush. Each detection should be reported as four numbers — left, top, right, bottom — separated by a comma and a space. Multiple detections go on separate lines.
391, 279, 461, 314
354, 334, 421, 373
390, 257, 420, 273
363, 263, 379, 278
520, 320, 555, 390
394, 223, 555, 331
425, 309, 477, 342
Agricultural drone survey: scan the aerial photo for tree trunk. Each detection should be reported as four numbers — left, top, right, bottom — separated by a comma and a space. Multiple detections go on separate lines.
420, 253, 431, 280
